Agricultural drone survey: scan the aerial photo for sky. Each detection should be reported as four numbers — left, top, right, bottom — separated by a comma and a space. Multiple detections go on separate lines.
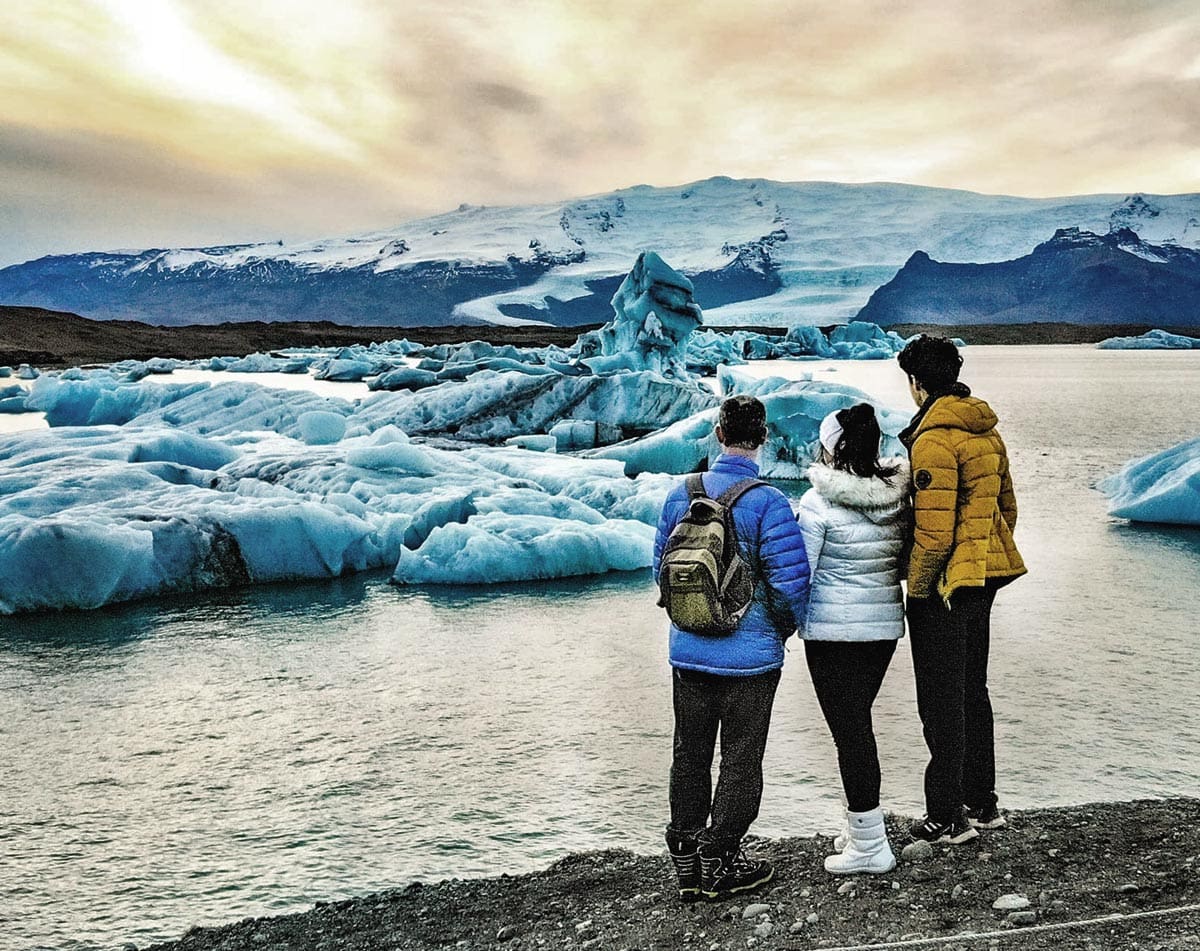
1, 0, 1198, 266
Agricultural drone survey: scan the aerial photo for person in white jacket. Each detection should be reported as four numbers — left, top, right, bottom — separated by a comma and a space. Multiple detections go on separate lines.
796, 403, 910, 875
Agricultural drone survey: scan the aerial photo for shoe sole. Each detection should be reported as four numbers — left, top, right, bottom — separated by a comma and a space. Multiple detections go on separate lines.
678, 887, 701, 902
936, 826, 980, 844
967, 816, 1007, 830
701, 866, 775, 900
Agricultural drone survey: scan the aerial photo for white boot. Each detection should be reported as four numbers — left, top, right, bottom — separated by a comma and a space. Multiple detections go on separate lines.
832, 822, 849, 852
824, 808, 896, 875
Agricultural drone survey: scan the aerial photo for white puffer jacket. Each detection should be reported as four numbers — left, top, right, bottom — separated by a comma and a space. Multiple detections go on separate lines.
796, 459, 910, 642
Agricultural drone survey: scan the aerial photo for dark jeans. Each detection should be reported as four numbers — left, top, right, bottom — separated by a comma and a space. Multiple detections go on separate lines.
907, 581, 1001, 823
668, 667, 781, 851
804, 639, 897, 813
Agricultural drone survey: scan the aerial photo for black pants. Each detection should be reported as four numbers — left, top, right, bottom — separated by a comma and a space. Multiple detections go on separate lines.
907, 582, 1001, 823
804, 639, 897, 813
668, 667, 781, 851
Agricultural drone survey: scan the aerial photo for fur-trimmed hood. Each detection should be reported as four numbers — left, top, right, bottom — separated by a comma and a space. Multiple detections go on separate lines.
806, 458, 910, 522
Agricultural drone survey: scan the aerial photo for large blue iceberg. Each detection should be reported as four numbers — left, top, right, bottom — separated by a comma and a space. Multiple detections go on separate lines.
1101, 435, 1200, 526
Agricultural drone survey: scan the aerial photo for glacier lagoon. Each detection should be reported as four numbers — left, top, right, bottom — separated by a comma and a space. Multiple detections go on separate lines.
2, 345, 1200, 950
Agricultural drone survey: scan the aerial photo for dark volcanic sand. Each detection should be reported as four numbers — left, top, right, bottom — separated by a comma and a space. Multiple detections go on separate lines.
144, 799, 1200, 951
2, 305, 1191, 368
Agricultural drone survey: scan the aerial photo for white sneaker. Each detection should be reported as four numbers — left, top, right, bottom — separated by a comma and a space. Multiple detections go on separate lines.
824, 808, 896, 875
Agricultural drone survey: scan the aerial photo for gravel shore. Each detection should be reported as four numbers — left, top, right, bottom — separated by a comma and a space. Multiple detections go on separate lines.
144, 798, 1199, 951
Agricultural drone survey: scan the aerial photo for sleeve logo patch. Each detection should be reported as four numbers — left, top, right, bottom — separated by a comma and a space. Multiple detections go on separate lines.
914, 469, 933, 490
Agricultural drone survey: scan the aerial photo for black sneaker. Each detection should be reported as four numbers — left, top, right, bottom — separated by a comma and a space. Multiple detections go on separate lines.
665, 827, 701, 902
965, 803, 1007, 830
908, 815, 979, 844
698, 843, 774, 900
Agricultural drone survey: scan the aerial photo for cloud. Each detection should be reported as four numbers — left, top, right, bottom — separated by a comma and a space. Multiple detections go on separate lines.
1, 0, 1199, 264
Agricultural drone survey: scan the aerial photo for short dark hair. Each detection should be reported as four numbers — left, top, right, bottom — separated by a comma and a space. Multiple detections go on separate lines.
897, 335, 963, 392
718, 395, 768, 449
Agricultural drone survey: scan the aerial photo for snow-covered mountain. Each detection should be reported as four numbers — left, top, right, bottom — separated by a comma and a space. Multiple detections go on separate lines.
4, 178, 1200, 328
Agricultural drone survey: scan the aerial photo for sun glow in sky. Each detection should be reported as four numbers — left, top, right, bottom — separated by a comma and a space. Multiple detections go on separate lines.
1, 0, 1198, 265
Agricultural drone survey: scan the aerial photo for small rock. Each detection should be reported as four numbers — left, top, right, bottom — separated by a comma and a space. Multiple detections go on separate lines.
788, 921, 805, 934
497, 925, 519, 942
951, 884, 965, 899
742, 903, 771, 920
901, 839, 934, 861
837, 881, 855, 895
1118, 883, 1140, 893
992, 894, 1031, 911
978, 852, 992, 862
1003, 872, 1012, 881
799, 887, 812, 898
575, 919, 594, 933
806, 912, 819, 924
753, 922, 774, 938
1037, 889, 1053, 906
1047, 848, 1061, 858
1006, 911, 1038, 926
910, 868, 933, 882
867, 910, 880, 920
892, 881, 902, 891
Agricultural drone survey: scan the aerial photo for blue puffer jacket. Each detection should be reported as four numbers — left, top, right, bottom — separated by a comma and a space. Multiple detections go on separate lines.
653, 454, 811, 676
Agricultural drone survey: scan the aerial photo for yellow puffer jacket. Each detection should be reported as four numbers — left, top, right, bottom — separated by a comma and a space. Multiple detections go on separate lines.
900, 391, 1027, 601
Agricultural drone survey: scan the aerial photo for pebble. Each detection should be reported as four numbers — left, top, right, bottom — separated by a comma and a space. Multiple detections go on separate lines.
742, 903, 771, 920
951, 884, 965, 899
1007, 910, 1038, 926
575, 919, 593, 933
1047, 848, 1061, 858
891, 881, 901, 891
496, 925, 519, 942
978, 852, 992, 862
867, 910, 880, 920
837, 881, 855, 895
1003, 872, 1012, 881
901, 839, 934, 861
788, 921, 805, 934
992, 893, 1031, 911
910, 868, 933, 882
1119, 883, 1140, 893
806, 912, 819, 924
1038, 889, 1053, 906
753, 922, 774, 938
799, 887, 812, 898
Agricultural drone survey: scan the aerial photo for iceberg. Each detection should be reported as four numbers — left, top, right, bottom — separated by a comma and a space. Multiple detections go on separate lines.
577, 251, 703, 380
591, 368, 906, 478
1100, 435, 1200, 526
1096, 329, 1200, 350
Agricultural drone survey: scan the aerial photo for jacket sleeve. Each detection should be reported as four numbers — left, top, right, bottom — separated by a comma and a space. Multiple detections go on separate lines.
795, 490, 826, 584
755, 489, 811, 633
653, 488, 684, 585
997, 438, 1018, 532
908, 432, 959, 599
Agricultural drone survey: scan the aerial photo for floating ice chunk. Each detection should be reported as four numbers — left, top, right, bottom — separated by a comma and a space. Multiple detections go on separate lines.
353, 369, 716, 444
578, 251, 703, 380
393, 512, 654, 584
367, 367, 439, 391
1096, 329, 1200, 350
594, 371, 905, 478
548, 419, 600, 451
504, 434, 556, 452
297, 411, 348, 445
17, 365, 39, 380
0, 367, 11, 378
25, 374, 210, 427
220, 352, 313, 373
314, 358, 382, 382
1100, 435, 1200, 525
127, 431, 240, 470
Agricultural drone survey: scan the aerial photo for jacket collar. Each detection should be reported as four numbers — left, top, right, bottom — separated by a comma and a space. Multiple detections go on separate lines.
807, 458, 910, 510
711, 452, 760, 477
899, 382, 985, 448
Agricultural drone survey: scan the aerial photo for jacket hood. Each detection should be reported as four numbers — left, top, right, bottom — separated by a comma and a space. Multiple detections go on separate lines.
903, 394, 998, 445
807, 458, 910, 522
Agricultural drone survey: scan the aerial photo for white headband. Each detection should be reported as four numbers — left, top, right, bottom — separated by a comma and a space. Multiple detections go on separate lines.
819, 412, 844, 455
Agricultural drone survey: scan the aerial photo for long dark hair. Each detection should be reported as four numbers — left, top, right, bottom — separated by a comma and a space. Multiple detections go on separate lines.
830, 403, 900, 481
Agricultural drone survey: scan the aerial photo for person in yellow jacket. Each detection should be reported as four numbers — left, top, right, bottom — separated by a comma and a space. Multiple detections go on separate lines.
897, 335, 1027, 845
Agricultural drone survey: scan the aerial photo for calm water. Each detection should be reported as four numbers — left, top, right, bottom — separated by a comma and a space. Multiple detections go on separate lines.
2, 346, 1199, 950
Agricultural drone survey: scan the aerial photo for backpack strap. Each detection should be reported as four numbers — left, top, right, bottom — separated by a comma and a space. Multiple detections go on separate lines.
685, 473, 707, 500
715, 478, 768, 510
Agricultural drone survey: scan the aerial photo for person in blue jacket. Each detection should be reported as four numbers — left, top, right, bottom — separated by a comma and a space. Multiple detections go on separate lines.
654, 395, 811, 901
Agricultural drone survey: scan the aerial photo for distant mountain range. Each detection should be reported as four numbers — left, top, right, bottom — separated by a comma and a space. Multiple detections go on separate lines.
2, 178, 1200, 327
858, 228, 1200, 326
